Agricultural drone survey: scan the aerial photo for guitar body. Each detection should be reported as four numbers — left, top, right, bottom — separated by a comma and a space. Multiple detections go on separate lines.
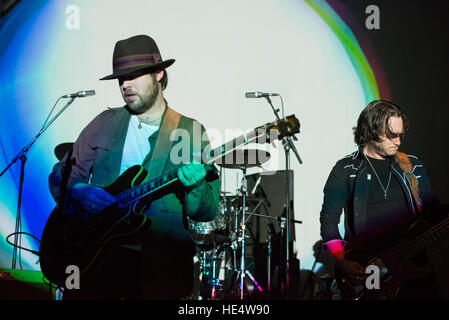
335, 219, 434, 300
39, 165, 153, 287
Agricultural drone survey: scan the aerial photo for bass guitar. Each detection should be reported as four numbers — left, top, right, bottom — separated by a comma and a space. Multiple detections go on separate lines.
335, 216, 449, 300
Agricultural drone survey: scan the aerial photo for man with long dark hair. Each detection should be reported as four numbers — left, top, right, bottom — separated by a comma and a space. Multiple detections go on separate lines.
320, 100, 447, 299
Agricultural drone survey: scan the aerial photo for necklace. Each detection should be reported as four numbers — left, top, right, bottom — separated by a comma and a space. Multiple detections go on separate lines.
364, 154, 392, 200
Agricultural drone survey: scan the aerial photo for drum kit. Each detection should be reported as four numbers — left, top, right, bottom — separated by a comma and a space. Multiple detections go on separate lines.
188, 148, 286, 300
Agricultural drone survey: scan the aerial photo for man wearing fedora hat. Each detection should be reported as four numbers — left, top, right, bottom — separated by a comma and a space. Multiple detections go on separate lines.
49, 35, 220, 299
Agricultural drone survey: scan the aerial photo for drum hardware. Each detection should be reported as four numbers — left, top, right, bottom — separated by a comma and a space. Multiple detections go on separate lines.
189, 175, 234, 299
215, 149, 280, 299
244, 208, 303, 297
191, 148, 284, 300
267, 224, 273, 293
196, 244, 226, 300
225, 165, 265, 299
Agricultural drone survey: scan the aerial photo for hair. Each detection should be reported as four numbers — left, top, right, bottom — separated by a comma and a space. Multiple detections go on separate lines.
146, 69, 168, 90
353, 100, 408, 147
160, 69, 168, 90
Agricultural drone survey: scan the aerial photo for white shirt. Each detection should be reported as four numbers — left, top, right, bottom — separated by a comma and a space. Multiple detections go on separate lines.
120, 115, 159, 175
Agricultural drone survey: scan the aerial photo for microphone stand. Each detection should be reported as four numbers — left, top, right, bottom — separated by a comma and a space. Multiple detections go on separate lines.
264, 96, 302, 299
0, 96, 76, 269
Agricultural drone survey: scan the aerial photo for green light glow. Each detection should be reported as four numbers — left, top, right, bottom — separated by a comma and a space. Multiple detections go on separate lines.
305, 0, 380, 103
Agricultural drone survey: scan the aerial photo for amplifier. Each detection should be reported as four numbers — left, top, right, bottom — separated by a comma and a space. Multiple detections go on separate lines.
0, 268, 54, 300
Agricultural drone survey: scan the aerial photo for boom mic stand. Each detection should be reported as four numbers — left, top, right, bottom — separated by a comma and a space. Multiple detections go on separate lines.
264, 95, 302, 299
0, 96, 76, 269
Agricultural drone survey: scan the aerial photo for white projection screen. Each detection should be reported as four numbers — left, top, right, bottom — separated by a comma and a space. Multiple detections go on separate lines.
0, 0, 380, 278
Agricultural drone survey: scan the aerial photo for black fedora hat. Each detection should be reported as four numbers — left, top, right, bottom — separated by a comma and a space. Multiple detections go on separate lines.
100, 35, 175, 80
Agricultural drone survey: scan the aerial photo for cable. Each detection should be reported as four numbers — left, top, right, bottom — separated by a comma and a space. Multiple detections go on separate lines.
278, 95, 285, 119
18, 217, 23, 269
40, 96, 63, 131
6, 232, 40, 256
42, 275, 59, 289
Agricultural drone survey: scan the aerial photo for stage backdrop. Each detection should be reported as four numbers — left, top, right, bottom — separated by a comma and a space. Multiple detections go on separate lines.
0, 0, 383, 272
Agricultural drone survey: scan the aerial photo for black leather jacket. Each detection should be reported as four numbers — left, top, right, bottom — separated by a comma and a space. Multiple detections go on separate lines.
320, 148, 439, 244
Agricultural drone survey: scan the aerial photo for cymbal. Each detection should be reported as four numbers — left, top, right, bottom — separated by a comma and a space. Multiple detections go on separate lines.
54, 142, 74, 161
215, 149, 270, 169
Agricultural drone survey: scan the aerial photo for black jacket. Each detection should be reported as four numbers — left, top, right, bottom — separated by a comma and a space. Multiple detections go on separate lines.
320, 148, 439, 244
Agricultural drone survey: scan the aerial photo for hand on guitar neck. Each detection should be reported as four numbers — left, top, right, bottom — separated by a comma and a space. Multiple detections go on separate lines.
177, 163, 207, 189
70, 182, 116, 215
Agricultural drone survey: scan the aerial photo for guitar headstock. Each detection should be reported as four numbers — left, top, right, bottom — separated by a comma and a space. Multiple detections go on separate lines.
256, 115, 300, 143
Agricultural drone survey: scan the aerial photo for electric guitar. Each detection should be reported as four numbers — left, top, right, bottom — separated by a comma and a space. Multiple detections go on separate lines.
334, 216, 449, 300
39, 115, 300, 287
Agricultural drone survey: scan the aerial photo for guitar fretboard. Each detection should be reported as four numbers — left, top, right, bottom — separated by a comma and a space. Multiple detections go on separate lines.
111, 115, 298, 207
114, 128, 268, 207
115, 166, 181, 207
401, 217, 449, 259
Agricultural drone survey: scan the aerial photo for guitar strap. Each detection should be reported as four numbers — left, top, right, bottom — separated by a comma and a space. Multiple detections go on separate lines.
395, 151, 423, 213
142, 105, 181, 180
57, 146, 74, 214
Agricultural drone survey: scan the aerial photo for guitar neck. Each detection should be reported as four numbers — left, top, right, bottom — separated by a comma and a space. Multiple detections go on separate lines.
115, 166, 180, 207
115, 128, 268, 206
205, 127, 266, 164
114, 115, 299, 207
401, 217, 449, 259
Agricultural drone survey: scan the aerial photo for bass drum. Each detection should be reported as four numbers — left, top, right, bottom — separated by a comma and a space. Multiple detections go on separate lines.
188, 198, 232, 247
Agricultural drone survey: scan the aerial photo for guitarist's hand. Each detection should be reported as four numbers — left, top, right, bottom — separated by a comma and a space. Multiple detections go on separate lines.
177, 164, 207, 189
335, 258, 365, 284
70, 182, 116, 215
178, 164, 208, 217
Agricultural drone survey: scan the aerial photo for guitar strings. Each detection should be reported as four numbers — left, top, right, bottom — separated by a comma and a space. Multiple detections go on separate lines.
385, 219, 449, 266
380, 218, 449, 266
112, 120, 291, 208
113, 130, 268, 207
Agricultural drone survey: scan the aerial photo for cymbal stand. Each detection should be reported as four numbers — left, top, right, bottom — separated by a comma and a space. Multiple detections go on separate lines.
198, 244, 223, 300
231, 166, 263, 299
267, 226, 272, 294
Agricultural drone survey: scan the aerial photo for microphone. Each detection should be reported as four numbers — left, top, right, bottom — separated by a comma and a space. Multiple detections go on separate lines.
62, 90, 96, 98
245, 92, 278, 98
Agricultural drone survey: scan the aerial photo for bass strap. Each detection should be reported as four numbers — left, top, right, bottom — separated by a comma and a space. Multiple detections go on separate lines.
395, 151, 423, 213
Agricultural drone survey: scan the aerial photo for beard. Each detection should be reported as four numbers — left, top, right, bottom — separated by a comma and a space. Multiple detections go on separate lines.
126, 74, 160, 114
370, 141, 397, 158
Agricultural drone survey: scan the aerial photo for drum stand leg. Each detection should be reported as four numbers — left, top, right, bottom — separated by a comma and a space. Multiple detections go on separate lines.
210, 246, 219, 300
198, 245, 224, 300
229, 166, 263, 299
